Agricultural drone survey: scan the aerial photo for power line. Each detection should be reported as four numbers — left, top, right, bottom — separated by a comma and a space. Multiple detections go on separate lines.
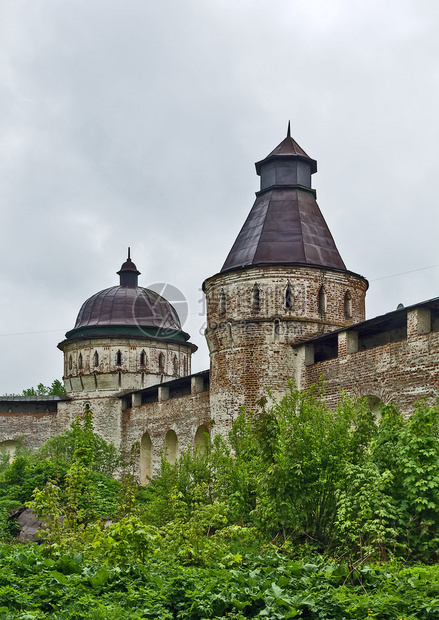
371, 264, 439, 282
0, 329, 67, 337
0, 263, 438, 337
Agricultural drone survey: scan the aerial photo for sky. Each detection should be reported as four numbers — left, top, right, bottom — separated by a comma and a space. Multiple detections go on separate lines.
1, 0, 439, 393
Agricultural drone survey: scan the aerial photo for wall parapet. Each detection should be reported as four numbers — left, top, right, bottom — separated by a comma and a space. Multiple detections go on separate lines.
119, 370, 210, 410
295, 297, 439, 366
296, 297, 439, 415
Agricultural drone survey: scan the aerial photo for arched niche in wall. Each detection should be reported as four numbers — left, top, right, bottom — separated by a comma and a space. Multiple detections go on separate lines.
164, 429, 178, 465
194, 424, 210, 454
344, 290, 352, 319
273, 317, 281, 342
318, 285, 327, 314
364, 395, 383, 420
226, 322, 233, 343
140, 432, 152, 485
0, 440, 21, 462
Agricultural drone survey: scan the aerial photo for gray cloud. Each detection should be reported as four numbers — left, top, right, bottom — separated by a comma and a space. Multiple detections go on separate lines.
0, 0, 439, 392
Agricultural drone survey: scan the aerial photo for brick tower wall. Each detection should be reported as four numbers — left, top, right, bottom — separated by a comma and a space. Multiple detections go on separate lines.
204, 265, 368, 432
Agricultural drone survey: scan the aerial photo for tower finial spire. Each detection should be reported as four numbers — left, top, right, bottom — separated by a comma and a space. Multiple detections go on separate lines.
287, 121, 291, 138
118, 249, 140, 286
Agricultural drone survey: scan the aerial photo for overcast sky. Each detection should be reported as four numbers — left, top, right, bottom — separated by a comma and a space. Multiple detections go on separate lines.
1, 0, 439, 393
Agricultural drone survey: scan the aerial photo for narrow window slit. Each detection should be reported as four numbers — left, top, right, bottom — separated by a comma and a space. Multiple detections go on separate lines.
285, 283, 293, 309
219, 289, 226, 317
252, 283, 260, 311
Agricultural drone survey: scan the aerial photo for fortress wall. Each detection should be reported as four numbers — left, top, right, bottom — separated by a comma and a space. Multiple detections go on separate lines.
297, 307, 439, 415
0, 410, 57, 451
0, 397, 125, 453
121, 389, 211, 481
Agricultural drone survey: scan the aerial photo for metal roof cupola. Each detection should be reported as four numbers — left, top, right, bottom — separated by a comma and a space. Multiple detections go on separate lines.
221, 123, 346, 272
58, 251, 196, 395
61, 251, 191, 343
117, 247, 141, 287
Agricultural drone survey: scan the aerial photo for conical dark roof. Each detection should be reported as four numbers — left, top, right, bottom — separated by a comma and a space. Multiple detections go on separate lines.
256, 123, 317, 174
266, 136, 314, 159
221, 130, 345, 272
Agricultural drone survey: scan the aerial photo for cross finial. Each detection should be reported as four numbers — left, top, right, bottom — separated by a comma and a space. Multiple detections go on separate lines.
287, 121, 291, 138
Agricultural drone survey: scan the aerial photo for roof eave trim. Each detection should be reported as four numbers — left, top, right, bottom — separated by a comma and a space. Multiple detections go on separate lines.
255, 154, 317, 175
255, 184, 316, 198
203, 263, 369, 291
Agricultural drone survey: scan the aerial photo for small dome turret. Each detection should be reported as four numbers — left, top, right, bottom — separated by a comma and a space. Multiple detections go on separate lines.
63, 251, 189, 342
58, 252, 196, 395
117, 248, 141, 287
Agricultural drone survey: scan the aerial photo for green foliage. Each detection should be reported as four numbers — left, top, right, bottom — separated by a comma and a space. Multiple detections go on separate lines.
1, 542, 439, 619
116, 442, 140, 519
242, 387, 377, 546
86, 514, 161, 566
335, 460, 399, 562
3, 384, 439, 616
29, 411, 120, 546
34, 415, 121, 477
22, 379, 66, 396
0, 451, 9, 476
3, 380, 66, 397
0, 439, 29, 476
0, 410, 121, 542
140, 385, 439, 565
371, 400, 439, 561
0, 455, 70, 541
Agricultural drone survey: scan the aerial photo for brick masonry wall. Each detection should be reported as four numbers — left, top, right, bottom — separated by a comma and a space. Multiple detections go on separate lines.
6, 266, 439, 479
121, 390, 211, 480
61, 337, 193, 395
298, 308, 439, 415
204, 264, 367, 425
0, 397, 125, 452
2, 304, 438, 475
0, 410, 58, 452
0, 388, 212, 483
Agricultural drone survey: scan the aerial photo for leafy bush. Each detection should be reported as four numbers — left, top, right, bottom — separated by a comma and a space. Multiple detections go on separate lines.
1, 542, 439, 619
35, 414, 122, 477
2, 385, 439, 616
0, 411, 121, 542
242, 387, 377, 545
143, 385, 439, 564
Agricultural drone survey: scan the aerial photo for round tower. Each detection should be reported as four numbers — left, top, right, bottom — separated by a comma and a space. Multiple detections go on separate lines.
203, 127, 368, 427
58, 251, 196, 398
